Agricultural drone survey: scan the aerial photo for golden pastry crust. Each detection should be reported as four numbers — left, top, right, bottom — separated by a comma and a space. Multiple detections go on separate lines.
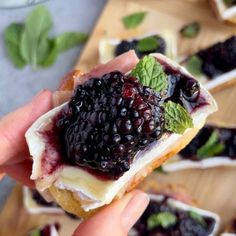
49, 122, 202, 218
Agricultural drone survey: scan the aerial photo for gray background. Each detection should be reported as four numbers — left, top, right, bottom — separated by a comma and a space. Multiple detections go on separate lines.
0, 0, 107, 210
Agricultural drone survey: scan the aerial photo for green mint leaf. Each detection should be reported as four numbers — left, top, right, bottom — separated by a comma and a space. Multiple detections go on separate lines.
147, 212, 177, 230
189, 211, 207, 227
180, 22, 200, 38
136, 36, 159, 52
30, 229, 40, 236
163, 101, 193, 134
197, 130, 225, 158
55, 32, 88, 53
122, 11, 147, 29
186, 55, 203, 77
40, 39, 58, 67
4, 23, 26, 68
20, 5, 52, 69
155, 165, 167, 174
131, 55, 168, 92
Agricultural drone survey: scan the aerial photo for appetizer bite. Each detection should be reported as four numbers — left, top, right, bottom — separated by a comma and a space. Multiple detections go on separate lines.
28, 223, 60, 236
163, 124, 236, 172
181, 36, 236, 91
210, 0, 236, 23
25, 51, 217, 218
99, 32, 176, 63
23, 187, 63, 214
131, 182, 220, 236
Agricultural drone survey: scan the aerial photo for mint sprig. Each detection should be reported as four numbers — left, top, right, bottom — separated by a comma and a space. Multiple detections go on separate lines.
189, 211, 207, 227
136, 36, 159, 52
147, 212, 177, 230
163, 101, 193, 134
186, 55, 203, 77
197, 130, 225, 158
131, 55, 168, 93
122, 12, 147, 29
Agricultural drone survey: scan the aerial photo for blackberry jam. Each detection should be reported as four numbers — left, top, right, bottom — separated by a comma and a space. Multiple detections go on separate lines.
115, 35, 166, 58
180, 125, 236, 161
134, 196, 216, 236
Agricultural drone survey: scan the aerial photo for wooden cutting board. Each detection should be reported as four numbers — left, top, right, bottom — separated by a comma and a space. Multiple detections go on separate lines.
1, 0, 236, 235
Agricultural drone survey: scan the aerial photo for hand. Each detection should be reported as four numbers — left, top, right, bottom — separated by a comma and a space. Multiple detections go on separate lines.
0, 90, 52, 187
73, 190, 149, 236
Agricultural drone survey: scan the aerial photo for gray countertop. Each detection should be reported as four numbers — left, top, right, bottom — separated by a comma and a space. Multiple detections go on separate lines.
0, 0, 107, 210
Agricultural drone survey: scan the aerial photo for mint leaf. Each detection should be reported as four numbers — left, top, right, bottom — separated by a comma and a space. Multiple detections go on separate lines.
122, 12, 147, 29
189, 211, 207, 227
131, 55, 168, 92
30, 229, 40, 236
40, 39, 58, 67
197, 130, 225, 158
4, 23, 25, 68
163, 101, 193, 134
186, 55, 203, 77
55, 32, 88, 53
20, 5, 52, 69
180, 22, 200, 38
136, 36, 159, 52
147, 212, 177, 230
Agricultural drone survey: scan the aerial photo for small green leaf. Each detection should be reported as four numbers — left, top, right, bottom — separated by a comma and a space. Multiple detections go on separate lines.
40, 39, 58, 67
163, 101, 193, 134
30, 229, 40, 236
122, 11, 147, 29
197, 130, 225, 158
136, 36, 159, 52
189, 211, 207, 227
55, 32, 88, 53
147, 212, 177, 230
4, 23, 26, 68
131, 55, 168, 93
20, 5, 52, 69
186, 55, 203, 77
180, 22, 201, 38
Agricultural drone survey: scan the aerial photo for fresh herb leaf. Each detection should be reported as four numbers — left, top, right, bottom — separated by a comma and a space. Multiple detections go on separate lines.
55, 32, 88, 52
186, 55, 203, 77
131, 55, 168, 92
122, 11, 147, 29
136, 36, 159, 52
40, 39, 58, 67
20, 5, 52, 69
189, 211, 207, 226
30, 229, 40, 236
180, 22, 200, 38
155, 165, 167, 174
197, 130, 225, 158
147, 212, 177, 230
4, 23, 25, 68
163, 101, 193, 134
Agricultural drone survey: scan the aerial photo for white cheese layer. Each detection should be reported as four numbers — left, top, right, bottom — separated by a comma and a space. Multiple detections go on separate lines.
99, 31, 177, 64
26, 53, 217, 212
215, 0, 236, 20
130, 193, 220, 236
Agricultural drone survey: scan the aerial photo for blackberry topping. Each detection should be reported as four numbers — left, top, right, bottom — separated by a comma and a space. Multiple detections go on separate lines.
56, 71, 165, 180
115, 35, 166, 58
197, 36, 236, 78
31, 190, 56, 207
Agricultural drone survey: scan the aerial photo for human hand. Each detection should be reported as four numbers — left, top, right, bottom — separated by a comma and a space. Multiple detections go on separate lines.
0, 90, 52, 187
73, 190, 149, 236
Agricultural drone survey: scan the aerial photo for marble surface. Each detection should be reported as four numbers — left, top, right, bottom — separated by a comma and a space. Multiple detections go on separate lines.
0, 0, 107, 210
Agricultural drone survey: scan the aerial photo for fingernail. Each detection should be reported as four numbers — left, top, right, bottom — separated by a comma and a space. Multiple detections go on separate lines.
121, 191, 149, 233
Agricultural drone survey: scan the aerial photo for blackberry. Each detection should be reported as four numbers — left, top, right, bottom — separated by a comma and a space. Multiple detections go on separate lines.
115, 35, 166, 58
56, 71, 165, 180
31, 190, 55, 207
197, 36, 236, 78
179, 217, 208, 236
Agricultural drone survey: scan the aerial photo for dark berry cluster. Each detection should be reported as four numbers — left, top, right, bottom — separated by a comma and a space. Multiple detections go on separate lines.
197, 36, 236, 78
134, 198, 215, 236
115, 35, 166, 58
56, 71, 165, 179
31, 190, 56, 207
180, 125, 236, 160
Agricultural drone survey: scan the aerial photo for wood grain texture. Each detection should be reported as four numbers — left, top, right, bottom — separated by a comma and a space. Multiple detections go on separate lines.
1, 0, 236, 235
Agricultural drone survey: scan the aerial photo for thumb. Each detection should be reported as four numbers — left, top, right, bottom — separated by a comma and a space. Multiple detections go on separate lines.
73, 190, 149, 236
